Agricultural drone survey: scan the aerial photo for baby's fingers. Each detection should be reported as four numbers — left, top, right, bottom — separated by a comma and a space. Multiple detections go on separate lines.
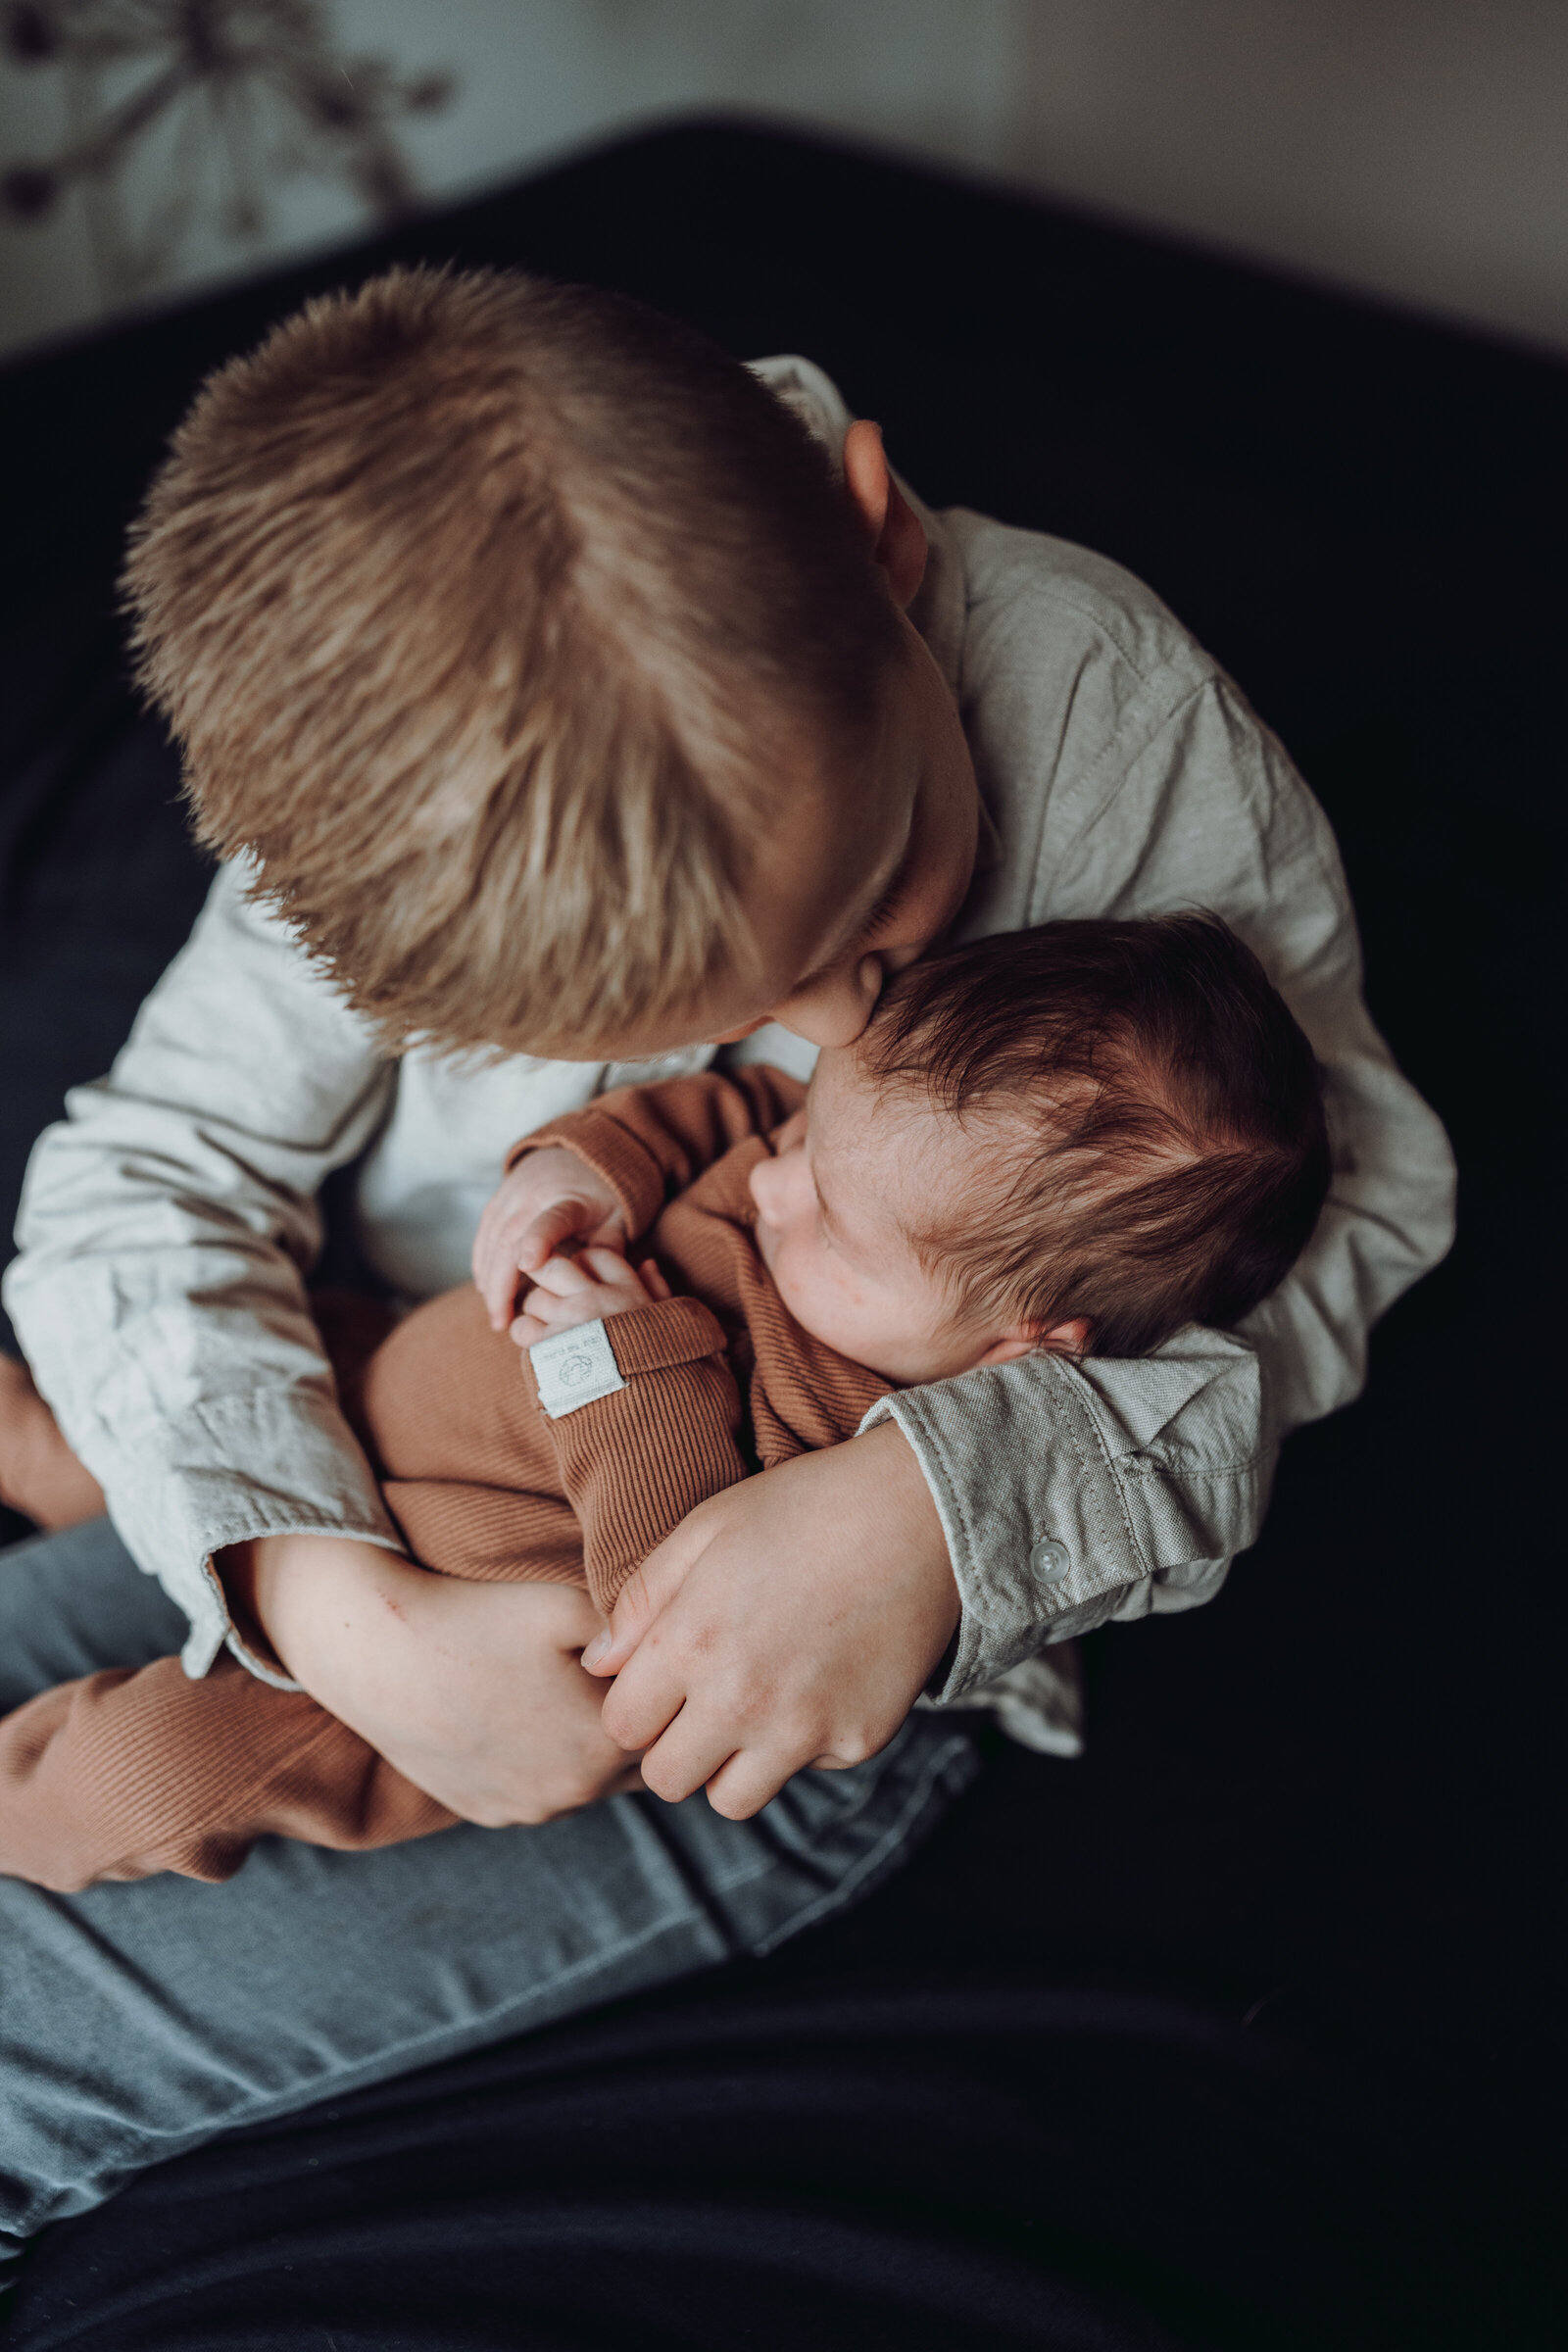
531, 1252, 600, 1298
579, 1245, 634, 1285
515, 1202, 596, 1281
474, 1232, 535, 1326
511, 1286, 620, 1346
475, 1213, 531, 1328
638, 1259, 672, 1302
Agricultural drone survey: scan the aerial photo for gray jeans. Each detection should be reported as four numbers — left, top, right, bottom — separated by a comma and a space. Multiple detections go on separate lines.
0, 1519, 977, 2258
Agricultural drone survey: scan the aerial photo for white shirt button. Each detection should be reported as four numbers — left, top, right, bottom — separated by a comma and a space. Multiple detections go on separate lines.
1031, 1536, 1070, 1581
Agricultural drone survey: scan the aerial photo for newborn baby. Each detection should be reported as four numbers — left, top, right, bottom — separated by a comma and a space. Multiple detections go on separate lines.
0, 914, 1329, 1889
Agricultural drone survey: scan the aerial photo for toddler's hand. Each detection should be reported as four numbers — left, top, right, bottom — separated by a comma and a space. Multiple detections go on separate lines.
472, 1147, 625, 1331
512, 1249, 672, 1348
580, 1420, 959, 1821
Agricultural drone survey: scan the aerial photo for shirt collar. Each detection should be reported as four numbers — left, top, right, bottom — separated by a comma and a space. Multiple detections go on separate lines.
900, 474, 965, 701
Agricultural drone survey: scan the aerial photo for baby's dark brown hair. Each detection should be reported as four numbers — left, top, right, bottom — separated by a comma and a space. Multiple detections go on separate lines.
862, 913, 1331, 1357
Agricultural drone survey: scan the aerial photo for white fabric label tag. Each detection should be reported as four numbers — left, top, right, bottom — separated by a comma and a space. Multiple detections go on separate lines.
529, 1319, 626, 1419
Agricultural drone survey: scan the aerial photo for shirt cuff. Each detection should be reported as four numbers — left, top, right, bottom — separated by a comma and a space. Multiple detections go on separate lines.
99, 1389, 404, 1684
858, 1355, 1150, 1700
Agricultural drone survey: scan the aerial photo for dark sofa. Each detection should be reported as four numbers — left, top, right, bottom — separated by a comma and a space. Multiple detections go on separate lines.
0, 120, 1558, 2350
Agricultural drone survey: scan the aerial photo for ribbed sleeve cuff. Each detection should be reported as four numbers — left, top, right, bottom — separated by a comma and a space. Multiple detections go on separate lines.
604, 1296, 728, 1376
543, 1298, 743, 1615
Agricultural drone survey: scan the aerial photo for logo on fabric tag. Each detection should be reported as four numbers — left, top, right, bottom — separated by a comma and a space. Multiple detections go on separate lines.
529, 1319, 626, 1419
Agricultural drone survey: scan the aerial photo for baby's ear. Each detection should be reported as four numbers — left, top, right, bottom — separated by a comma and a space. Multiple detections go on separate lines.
973, 1316, 1091, 1368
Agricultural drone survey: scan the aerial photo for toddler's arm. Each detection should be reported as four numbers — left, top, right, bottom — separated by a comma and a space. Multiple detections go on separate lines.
2, 866, 651, 1829
2, 864, 403, 1672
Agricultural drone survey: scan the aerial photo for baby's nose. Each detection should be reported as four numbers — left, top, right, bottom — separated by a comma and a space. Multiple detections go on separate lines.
749, 1150, 801, 1225
747, 1155, 777, 1221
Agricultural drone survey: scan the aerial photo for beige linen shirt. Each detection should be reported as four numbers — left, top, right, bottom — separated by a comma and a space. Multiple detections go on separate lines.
4, 358, 1455, 1744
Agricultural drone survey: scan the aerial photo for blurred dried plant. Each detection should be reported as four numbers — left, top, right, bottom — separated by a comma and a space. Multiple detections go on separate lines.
1, 0, 453, 296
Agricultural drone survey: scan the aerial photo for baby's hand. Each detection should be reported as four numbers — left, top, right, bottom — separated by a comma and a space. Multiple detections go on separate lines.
512, 1249, 673, 1348
472, 1147, 626, 1331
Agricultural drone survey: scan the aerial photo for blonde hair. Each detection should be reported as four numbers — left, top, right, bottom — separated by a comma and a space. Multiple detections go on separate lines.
124, 267, 903, 1055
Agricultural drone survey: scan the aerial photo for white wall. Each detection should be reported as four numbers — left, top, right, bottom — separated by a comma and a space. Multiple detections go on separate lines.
1004, 0, 1568, 359
3, 0, 1566, 366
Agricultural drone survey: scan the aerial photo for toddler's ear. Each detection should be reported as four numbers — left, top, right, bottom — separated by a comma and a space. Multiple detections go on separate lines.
842, 420, 927, 610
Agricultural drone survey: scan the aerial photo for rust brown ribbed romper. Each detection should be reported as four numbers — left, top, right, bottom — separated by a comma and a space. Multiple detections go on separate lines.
0, 1069, 895, 1890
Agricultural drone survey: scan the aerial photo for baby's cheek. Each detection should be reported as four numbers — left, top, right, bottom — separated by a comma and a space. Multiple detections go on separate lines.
815, 1251, 868, 1314
808, 1268, 871, 1347
770, 1246, 808, 1308
772, 1239, 827, 1318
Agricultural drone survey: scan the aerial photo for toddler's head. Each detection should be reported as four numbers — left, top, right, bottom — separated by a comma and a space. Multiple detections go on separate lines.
747, 913, 1330, 1379
123, 265, 967, 1061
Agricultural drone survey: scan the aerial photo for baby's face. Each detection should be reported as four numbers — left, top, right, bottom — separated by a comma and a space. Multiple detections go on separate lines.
747, 1043, 1004, 1384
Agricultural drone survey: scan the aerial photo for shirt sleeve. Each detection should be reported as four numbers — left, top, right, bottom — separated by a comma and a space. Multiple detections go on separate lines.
2, 862, 403, 1681
514, 1065, 806, 1240
869, 672, 1455, 1698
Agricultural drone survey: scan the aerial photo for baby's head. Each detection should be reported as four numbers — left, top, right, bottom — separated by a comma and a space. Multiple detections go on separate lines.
125, 266, 975, 1063
747, 914, 1331, 1380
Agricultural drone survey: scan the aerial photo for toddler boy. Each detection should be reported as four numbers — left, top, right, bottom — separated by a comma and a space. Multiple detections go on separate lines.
0, 914, 1327, 1890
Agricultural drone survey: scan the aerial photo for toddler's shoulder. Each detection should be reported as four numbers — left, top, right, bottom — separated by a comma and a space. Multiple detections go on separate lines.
940, 508, 1220, 706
